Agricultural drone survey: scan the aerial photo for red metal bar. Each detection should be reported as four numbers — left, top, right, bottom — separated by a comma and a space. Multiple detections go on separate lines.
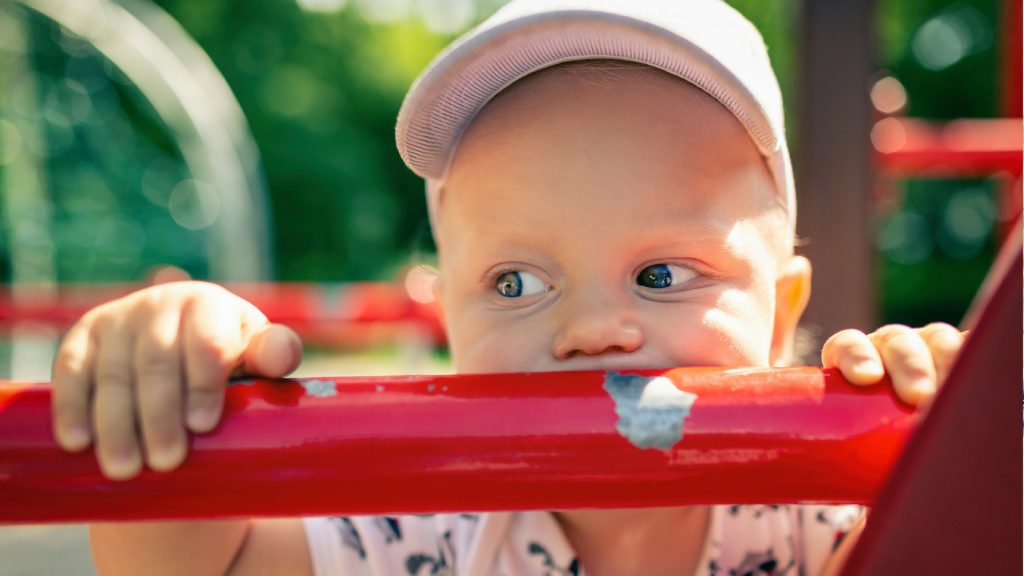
873, 117, 1023, 178
0, 367, 915, 524
0, 282, 444, 347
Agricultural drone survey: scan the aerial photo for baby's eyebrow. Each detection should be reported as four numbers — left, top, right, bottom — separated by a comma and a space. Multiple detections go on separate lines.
638, 224, 770, 271
633, 222, 735, 252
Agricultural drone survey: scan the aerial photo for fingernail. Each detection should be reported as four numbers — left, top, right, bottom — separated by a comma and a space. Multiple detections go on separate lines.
148, 442, 185, 472
59, 426, 91, 451
101, 451, 141, 481
910, 378, 936, 400
187, 405, 219, 433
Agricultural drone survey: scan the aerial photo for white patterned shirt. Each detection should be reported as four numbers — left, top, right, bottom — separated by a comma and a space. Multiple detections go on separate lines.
304, 505, 862, 575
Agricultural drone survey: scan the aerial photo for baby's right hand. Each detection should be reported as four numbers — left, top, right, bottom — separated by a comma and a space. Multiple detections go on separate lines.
51, 281, 302, 480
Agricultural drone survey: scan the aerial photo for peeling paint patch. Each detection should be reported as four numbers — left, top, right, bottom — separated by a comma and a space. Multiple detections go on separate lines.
603, 372, 698, 450
300, 379, 337, 398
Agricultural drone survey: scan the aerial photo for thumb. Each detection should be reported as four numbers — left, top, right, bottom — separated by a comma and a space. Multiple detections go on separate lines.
238, 323, 303, 378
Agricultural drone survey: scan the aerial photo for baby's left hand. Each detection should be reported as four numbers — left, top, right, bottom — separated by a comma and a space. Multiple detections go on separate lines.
821, 323, 966, 406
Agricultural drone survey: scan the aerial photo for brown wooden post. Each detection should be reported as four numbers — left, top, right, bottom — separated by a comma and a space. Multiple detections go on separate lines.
795, 0, 877, 338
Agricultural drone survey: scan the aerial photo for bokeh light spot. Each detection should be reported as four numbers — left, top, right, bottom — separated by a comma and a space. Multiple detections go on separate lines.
877, 211, 934, 265
405, 265, 437, 304
936, 188, 993, 259
870, 76, 908, 114
912, 15, 968, 70
169, 179, 221, 230
910, 5, 990, 72
871, 117, 906, 153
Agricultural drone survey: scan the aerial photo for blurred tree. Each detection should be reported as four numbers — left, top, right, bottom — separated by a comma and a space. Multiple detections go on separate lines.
154, 0, 451, 281
0, 4, 210, 282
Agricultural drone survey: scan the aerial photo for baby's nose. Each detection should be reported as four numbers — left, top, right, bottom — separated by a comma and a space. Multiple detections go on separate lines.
552, 302, 644, 360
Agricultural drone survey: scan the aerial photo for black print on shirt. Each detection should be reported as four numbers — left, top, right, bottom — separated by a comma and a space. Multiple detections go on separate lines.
405, 530, 455, 575
328, 517, 366, 560
815, 509, 856, 551
527, 541, 580, 576
733, 548, 778, 576
376, 516, 403, 544
729, 505, 782, 519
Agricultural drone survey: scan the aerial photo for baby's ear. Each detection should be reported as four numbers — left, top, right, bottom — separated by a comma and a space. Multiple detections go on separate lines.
770, 255, 812, 366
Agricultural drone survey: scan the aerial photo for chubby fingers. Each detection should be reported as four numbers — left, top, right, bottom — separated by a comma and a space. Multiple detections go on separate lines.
91, 313, 143, 480
181, 294, 302, 434
51, 281, 304, 482
915, 322, 965, 387
823, 323, 964, 406
867, 325, 938, 405
181, 293, 250, 434
821, 329, 886, 386
133, 296, 187, 473
239, 322, 303, 380
52, 318, 97, 452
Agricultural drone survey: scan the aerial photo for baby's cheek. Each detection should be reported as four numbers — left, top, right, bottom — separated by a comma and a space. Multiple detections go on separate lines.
447, 314, 543, 373
673, 288, 772, 366
697, 308, 771, 366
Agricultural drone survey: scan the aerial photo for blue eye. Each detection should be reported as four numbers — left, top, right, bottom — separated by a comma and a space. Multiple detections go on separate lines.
495, 271, 548, 298
636, 263, 696, 289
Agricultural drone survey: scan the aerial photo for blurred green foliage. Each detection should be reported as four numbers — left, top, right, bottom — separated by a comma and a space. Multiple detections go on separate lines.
878, 0, 1001, 118
0, 8, 208, 282
0, 0, 1012, 328
156, 0, 452, 281
873, 0, 1007, 325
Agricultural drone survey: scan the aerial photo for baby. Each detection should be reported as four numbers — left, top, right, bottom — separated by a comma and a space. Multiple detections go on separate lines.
52, 1, 965, 575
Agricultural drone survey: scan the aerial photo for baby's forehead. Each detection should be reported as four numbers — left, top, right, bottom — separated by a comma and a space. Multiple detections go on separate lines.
438, 62, 790, 259
459, 62, 755, 163
479, 61, 737, 128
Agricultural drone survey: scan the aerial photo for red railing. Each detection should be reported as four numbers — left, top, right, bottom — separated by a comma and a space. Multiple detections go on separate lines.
0, 367, 915, 523
0, 281, 445, 348
873, 117, 1022, 178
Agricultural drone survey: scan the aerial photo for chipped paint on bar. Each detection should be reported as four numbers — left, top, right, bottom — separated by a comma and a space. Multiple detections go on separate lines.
603, 372, 698, 450
300, 379, 337, 398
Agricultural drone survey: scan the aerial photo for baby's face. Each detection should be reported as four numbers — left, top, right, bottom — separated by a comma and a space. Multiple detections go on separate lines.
434, 64, 808, 373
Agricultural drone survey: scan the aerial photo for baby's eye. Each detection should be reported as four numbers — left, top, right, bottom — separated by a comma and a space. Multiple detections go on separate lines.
636, 263, 697, 289
495, 271, 548, 298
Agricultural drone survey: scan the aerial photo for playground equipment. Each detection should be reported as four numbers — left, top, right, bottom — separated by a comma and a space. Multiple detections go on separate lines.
0, 222, 1019, 576
0, 1, 1018, 573
0, 280, 445, 348
12, 0, 273, 281
0, 367, 917, 523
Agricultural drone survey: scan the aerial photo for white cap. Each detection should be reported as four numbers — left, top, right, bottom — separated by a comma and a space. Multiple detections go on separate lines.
396, 0, 795, 228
